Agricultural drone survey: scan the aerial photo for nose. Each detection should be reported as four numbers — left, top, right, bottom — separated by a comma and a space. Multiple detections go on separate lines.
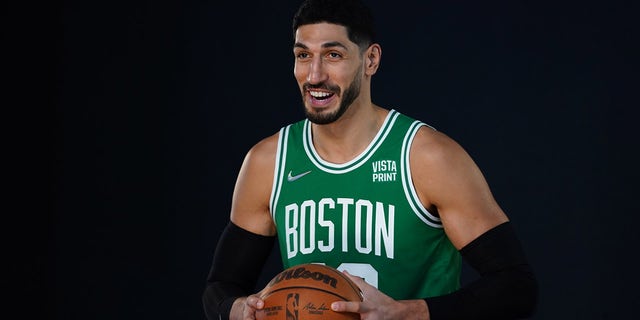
306, 56, 328, 84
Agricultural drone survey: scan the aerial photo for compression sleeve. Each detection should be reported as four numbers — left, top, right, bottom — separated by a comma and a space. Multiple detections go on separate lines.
202, 222, 276, 320
425, 222, 538, 319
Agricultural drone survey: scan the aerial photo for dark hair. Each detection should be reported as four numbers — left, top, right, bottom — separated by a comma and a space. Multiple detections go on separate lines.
292, 0, 375, 51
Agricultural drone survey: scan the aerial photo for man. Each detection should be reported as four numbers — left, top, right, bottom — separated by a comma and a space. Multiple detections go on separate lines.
203, 0, 538, 319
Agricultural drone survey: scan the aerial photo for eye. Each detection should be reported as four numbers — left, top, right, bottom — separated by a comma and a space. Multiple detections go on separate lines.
327, 52, 342, 59
296, 52, 310, 60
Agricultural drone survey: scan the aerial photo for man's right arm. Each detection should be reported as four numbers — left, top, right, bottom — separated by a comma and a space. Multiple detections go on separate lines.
202, 134, 280, 320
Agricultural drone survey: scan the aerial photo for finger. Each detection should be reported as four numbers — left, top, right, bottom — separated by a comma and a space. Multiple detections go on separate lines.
342, 270, 371, 291
245, 295, 265, 309
331, 300, 362, 313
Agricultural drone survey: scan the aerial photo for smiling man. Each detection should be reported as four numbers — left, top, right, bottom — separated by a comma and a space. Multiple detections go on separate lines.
203, 1, 538, 319
293, 21, 373, 126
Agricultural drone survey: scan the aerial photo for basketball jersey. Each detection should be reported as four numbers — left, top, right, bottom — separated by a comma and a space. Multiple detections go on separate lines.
269, 109, 461, 299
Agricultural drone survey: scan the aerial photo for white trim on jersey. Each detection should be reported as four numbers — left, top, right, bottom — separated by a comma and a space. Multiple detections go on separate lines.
269, 126, 290, 224
303, 109, 401, 174
401, 120, 443, 228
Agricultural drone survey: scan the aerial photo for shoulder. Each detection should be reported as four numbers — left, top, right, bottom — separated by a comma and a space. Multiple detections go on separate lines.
409, 126, 482, 208
411, 125, 470, 166
244, 131, 281, 170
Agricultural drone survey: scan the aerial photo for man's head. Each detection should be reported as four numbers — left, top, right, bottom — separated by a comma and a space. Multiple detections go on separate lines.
292, 0, 381, 124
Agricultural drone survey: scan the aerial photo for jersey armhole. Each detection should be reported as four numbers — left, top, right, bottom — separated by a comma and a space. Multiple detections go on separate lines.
400, 121, 443, 228
269, 126, 290, 225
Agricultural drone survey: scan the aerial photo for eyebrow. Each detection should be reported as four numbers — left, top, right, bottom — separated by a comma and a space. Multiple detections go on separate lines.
293, 41, 349, 50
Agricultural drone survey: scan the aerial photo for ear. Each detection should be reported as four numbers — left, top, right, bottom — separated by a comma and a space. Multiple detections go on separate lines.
364, 44, 382, 76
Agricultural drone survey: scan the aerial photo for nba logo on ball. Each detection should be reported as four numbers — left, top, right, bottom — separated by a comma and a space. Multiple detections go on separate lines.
286, 293, 299, 320
256, 264, 362, 320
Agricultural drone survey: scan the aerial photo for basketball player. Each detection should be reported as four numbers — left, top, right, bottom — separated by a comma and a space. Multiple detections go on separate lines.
203, 0, 538, 319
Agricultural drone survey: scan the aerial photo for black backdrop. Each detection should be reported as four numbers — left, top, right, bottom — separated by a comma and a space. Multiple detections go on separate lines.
36, 0, 639, 318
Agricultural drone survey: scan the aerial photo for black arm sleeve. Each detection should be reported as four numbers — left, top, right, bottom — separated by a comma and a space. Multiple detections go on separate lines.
425, 222, 538, 319
202, 222, 276, 320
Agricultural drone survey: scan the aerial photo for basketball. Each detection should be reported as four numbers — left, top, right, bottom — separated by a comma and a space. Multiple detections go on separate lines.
256, 263, 363, 320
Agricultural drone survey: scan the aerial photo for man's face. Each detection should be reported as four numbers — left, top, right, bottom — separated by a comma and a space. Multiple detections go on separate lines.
293, 23, 364, 124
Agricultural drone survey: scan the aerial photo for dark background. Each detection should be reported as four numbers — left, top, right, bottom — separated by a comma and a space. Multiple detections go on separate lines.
16, 0, 638, 318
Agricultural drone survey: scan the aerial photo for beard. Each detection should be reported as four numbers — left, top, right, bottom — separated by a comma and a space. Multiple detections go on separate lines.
303, 66, 362, 125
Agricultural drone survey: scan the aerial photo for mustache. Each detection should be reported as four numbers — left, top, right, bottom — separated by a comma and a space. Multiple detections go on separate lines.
303, 82, 340, 94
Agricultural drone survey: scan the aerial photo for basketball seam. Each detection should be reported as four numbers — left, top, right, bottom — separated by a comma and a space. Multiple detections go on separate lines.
334, 272, 364, 301
262, 286, 354, 302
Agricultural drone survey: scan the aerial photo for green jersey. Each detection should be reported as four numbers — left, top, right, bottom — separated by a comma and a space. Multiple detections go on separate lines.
269, 109, 461, 299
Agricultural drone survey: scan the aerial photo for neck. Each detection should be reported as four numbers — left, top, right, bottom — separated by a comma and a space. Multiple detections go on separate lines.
311, 103, 387, 164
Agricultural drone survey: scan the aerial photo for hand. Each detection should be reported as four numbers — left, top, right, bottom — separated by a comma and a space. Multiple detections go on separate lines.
229, 294, 265, 320
330, 271, 430, 320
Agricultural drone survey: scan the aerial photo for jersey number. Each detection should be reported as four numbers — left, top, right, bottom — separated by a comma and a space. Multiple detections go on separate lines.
329, 263, 379, 288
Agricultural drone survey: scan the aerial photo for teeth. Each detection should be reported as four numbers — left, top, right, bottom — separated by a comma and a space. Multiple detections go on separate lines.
310, 91, 332, 98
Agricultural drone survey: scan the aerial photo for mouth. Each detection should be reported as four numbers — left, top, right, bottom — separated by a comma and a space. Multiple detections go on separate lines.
309, 90, 334, 100
307, 89, 336, 106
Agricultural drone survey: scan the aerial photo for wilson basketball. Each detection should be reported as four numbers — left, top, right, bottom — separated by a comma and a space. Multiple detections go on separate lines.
256, 263, 363, 320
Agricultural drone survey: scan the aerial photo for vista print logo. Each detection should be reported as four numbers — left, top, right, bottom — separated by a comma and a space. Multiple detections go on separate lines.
372, 160, 397, 182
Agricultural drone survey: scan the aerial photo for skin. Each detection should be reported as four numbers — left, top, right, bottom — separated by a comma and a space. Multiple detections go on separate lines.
227, 22, 509, 320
